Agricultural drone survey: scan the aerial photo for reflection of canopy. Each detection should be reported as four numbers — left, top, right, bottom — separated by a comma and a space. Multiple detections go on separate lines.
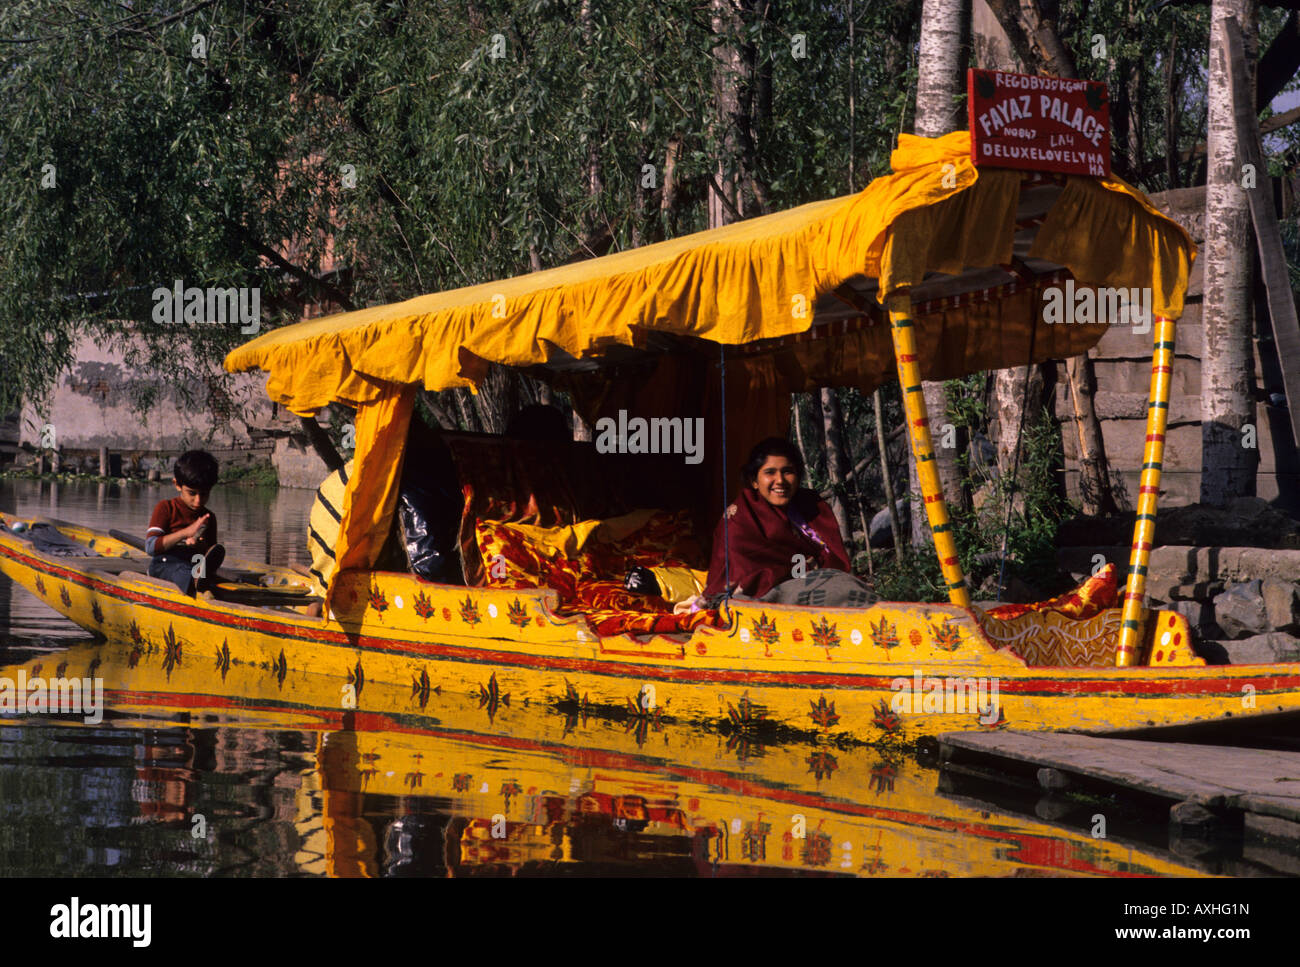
224, 131, 1195, 605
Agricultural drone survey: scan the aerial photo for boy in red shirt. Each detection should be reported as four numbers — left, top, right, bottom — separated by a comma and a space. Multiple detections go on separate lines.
145, 450, 225, 595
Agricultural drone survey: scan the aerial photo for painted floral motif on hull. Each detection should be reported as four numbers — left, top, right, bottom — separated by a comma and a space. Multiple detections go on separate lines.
751, 613, 780, 647
59, 586, 72, 607
742, 821, 771, 862
459, 595, 481, 626
478, 672, 509, 718
129, 620, 144, 646
215, 640, 231, 681
869, 758, 899, 794
347, 660, 365, 700
802, 830, 832, 867
271, 649, 288, 688
412, 590, 435, 620
506, 598, 530, 629
34, 576, 45, 597
809, 617, 840, 650
869, 617, 899, 650
91, 599, 103, 624
161, 624, 183, 678
806, 750, 839, 781
872, 698, 902, 734
411, 668, 438, 708
930, 618, 963, 652
809, 695, 840, 729
367, 587, 388, 613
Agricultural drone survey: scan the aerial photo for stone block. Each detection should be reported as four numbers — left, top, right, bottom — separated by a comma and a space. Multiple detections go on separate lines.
1216, 631, 1300, 664
272, 437, 328, 490
1090, 358, 1201, 398
1170, 581, 1225, 601
869, 500, 909, 549
1169, 599, 1220, 639
1262, 578, 1300, 634
1212, 580, 1269, 639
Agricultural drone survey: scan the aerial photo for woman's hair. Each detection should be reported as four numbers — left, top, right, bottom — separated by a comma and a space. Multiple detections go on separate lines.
741, 437, 804, 485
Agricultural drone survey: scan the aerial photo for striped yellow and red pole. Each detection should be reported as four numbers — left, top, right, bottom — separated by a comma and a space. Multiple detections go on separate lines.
885, 292, 970, 608
1116, 315, 1178, 667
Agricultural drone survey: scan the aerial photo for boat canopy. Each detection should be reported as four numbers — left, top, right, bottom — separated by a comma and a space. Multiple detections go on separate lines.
225, 130, 1195, 642
228, 131, 1192, 416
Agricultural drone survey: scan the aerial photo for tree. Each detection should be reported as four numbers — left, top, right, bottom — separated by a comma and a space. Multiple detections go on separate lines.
1201, 0, 1262, 504
908, 0, 971, 546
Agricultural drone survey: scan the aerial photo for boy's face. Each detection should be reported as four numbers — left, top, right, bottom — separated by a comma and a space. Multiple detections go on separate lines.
174, 481, 210, 511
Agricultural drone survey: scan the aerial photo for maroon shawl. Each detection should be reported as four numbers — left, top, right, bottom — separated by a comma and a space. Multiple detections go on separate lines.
704, 486, 851, 598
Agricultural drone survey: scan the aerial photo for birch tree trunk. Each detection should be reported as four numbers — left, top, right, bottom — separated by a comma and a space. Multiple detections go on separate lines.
1200, 0, 1260, 505
909, 0, 970, 546
820, 387, 860, 546
709, 0, 746, 229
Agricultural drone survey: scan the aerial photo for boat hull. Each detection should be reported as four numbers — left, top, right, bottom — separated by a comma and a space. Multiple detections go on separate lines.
4, 513, 1300, 744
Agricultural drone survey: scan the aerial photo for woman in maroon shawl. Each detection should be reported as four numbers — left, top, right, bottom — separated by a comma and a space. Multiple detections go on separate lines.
704, 438, 874, 606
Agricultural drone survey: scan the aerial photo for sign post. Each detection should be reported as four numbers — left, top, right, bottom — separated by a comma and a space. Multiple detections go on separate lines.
968, 69, 1111, 178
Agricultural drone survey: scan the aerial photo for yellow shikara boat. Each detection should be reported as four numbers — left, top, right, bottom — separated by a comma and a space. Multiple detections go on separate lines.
4, 131, 1300, 743
0, 639, 1212, 877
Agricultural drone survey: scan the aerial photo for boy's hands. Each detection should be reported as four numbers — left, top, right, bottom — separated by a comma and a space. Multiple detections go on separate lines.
176, 514, 211, 546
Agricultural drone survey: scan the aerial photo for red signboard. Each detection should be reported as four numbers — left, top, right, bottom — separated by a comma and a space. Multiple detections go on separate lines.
968, 69, 1111, 178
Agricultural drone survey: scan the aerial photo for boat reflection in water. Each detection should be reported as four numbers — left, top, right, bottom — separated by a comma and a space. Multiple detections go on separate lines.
0, 638, 1208, 878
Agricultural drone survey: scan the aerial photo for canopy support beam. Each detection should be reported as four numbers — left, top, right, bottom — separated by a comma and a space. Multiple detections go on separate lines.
1116, 315, 1178, 667
885, 292, 970, 608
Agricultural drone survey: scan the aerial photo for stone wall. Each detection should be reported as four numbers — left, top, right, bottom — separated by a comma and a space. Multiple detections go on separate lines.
15, 332, 283, 476
1054, 185, 1300, 511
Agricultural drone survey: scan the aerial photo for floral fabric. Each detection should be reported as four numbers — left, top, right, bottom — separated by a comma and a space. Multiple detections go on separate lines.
982, 563, 1119, 621
475, 510, 717, 638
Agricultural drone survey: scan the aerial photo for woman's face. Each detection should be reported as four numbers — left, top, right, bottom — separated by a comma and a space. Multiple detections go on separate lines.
751, 455, 800, 507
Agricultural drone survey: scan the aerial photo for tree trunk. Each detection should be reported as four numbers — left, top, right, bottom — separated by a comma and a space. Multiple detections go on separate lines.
417, 390, 459, 431
820, 387, 858, 547
299, 415, 343, 472
993, 363, 1044, 511
909, 0, 970, 546
472, 364, 519, 435
572, 410, 592, 442
1200, 0, 1260, 505
875, 388, 904, 561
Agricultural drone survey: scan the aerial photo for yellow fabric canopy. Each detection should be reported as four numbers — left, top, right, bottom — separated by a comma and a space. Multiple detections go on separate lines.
226, 130, 1194, 417
231, 131, 1196, 588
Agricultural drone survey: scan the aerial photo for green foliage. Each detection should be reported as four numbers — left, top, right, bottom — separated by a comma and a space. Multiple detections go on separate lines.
866, 397, 1070, 603
866, 546, 946, 603
218, 462, 279, 487
0, 0, 924, 419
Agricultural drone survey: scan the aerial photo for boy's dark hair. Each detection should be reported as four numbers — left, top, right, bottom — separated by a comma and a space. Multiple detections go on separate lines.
173, 450, 219, 491
741, 437, 804, 485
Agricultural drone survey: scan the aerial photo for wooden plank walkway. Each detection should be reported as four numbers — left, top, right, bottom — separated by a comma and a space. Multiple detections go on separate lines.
938, 731, 1300, 825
